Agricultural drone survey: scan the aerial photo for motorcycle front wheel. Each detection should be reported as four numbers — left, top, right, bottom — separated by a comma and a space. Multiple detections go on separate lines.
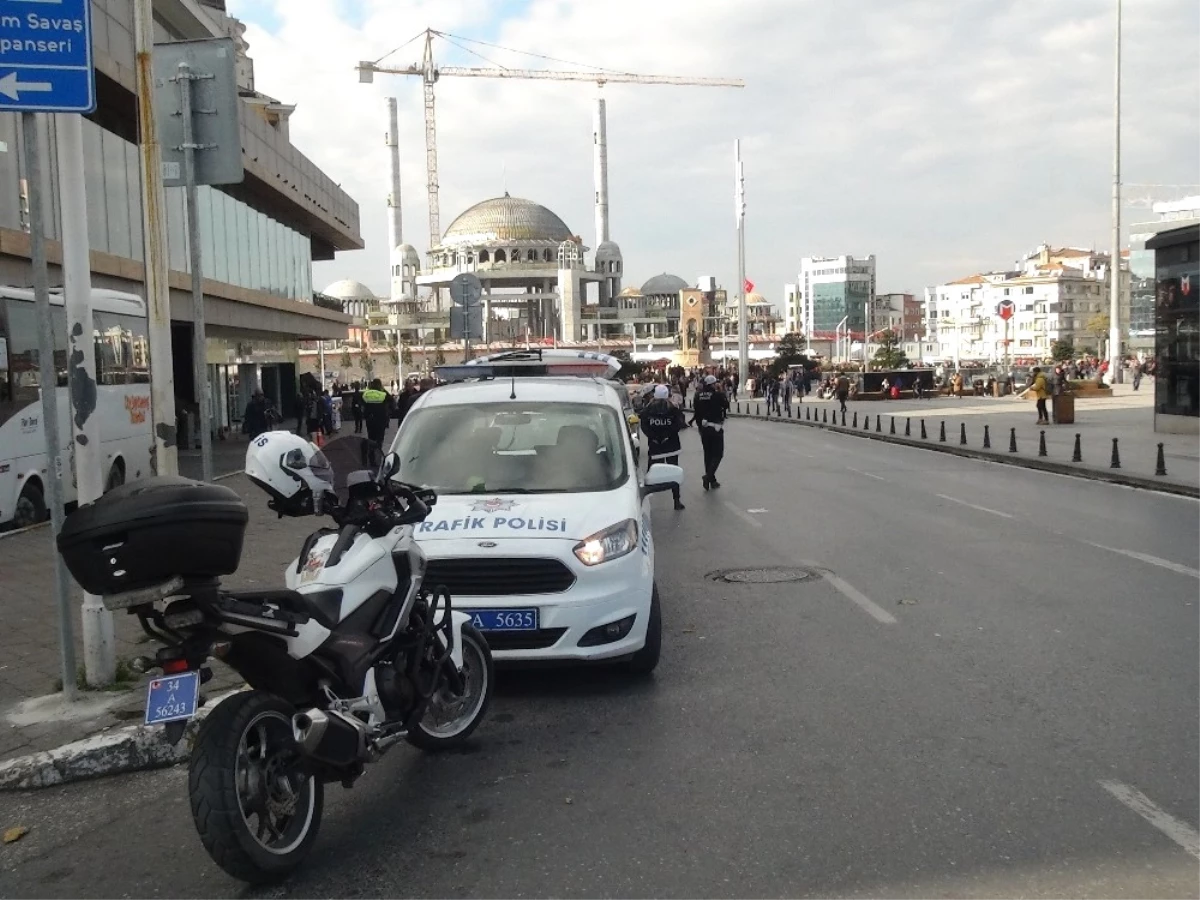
188, 690, 323, 884
407, 623, 494, 751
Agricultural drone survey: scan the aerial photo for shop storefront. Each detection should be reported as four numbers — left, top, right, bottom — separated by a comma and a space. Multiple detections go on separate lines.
206, 337, 299, 432
1148, 226, 1199, 434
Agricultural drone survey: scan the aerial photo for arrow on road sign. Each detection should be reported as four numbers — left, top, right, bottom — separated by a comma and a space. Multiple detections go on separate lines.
0, 73, 53, 101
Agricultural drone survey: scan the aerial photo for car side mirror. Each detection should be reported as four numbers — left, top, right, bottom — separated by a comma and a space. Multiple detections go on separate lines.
380, 451, 401, 480
643, 464, 682, 494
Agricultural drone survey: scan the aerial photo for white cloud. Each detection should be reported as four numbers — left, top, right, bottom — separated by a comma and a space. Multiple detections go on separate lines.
229, 0, 1200, 306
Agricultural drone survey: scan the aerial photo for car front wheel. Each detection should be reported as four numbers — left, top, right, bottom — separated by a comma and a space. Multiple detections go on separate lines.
626, 585, 661, 675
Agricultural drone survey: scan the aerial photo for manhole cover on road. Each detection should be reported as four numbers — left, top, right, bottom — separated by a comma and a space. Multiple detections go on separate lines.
706, 566, 821, 584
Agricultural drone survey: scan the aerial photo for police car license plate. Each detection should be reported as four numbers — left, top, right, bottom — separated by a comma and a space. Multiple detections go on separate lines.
469, 609, 539, 631
144, 671, 201, 726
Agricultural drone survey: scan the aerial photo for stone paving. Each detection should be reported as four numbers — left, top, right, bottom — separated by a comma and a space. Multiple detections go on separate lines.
0, 422, 393, 762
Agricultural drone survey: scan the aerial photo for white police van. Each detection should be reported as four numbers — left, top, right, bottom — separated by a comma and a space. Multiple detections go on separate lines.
388, 350, 681, 673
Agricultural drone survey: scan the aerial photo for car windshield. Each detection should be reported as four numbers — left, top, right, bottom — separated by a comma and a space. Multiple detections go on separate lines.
390, 401, 629, 495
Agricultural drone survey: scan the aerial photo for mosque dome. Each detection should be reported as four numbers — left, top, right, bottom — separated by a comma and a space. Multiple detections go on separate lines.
640, 273, 689, 295
441, 194, 573, 246
320, 279, 377, 301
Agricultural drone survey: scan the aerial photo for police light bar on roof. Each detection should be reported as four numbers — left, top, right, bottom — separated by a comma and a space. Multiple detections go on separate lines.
435, 349, 620, 382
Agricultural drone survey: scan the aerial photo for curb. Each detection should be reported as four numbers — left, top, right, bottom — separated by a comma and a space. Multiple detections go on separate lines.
0, 688, 243, 791
728, 411, 1200, 499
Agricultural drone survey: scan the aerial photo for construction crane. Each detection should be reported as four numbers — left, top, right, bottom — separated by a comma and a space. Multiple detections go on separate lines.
358, 29, 744, 253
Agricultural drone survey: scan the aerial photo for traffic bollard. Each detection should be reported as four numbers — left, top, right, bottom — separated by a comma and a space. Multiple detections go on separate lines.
1008, 427, 1018, 453
889, 417, 896, 435
959, 422, 967, 446
864, 414, 870, 431
1110, 437, 1121, 469
823, 408, 828, 424
805, 406, 810, 421
1155, 443, 1167, 477
876, 415, 882, 433
841, 409, 846, 427
983, 424, 991, 449
852, 411, 858, 428
1072, 433, 1082, 462
938, 421, 946, 442
905, 417, 911, 437
920, 419, 927, 440
736, 402, 741, 413
1038, 430, 1047, 457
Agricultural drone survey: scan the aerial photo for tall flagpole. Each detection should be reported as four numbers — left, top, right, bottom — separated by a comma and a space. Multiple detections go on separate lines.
1107, 0, 1123, 383
735, 140, 748, 379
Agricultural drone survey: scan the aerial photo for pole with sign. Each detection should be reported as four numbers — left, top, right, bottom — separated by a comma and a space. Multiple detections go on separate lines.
449, 273, 484, 360
153, 39, 244, 480
0, 0, 100, 699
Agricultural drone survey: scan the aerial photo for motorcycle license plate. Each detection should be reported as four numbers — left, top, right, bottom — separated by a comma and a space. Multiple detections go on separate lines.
468, 609, 539, 631
144, 671, 200, 726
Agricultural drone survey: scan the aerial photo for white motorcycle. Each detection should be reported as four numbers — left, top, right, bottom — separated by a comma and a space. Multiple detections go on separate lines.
57, 433, 494, 884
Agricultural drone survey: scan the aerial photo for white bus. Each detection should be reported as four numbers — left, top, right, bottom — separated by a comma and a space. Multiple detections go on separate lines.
0, 286, 153, 530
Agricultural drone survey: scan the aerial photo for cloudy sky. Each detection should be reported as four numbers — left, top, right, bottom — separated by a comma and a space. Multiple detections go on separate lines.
227, 0, 1199, 306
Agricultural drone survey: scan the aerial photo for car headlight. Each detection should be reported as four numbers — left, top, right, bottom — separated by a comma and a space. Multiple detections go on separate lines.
573, 519, 638, 566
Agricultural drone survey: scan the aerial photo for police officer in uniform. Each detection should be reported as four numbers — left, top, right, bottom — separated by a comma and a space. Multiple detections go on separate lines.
640, 384, 688, 510
360, 378, 392, 468
690, 374, 729, 490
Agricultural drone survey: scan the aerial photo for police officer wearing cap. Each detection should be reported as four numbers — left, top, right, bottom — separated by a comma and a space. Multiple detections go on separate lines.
640, 383, 688, 510
690, 374, 730, 490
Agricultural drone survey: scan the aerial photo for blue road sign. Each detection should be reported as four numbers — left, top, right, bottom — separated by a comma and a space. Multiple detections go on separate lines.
0, 0, 95, 113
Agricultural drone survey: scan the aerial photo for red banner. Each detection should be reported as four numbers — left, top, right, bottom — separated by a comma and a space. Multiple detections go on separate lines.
744, 279, 755, 294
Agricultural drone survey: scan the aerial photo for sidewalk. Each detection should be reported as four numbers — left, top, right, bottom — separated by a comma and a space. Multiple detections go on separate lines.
729, 385, 1198, 492
0, 422, 397, 769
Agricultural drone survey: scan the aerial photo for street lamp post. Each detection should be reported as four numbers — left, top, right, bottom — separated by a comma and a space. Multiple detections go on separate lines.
1108, 0, 1123, 384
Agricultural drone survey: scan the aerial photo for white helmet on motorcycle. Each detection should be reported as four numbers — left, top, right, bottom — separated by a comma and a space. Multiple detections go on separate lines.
244, 431, 333, 517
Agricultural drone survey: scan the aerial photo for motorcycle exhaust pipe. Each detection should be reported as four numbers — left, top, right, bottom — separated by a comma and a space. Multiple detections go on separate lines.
292, 708, 368, 767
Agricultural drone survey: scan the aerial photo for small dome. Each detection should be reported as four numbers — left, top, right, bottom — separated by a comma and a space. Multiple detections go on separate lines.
441, 194, 573, 246
618, 286, 643, 298
640, 273, 689, 295
394, 243, 420, 261
595, 240, 623, 260
745, 292, 767, 304
321, 279, 377, 301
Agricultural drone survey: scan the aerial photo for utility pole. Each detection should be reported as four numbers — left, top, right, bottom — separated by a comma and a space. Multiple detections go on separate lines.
1108, 0, 1123, 385
57, 113, 115, 685
22, 115, 77, 701
177, 59, 214, 481
134, 0, 178, 475
735, 140, 748, 380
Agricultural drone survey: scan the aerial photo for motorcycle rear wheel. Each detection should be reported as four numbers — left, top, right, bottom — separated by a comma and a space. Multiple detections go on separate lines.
407, 623, 494, 751
188, 690, 323, 884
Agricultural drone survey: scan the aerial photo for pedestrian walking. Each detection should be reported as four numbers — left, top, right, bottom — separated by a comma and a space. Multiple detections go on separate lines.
361, 378, 393, 467
690, 374, 729, 490
241, 390, 269, 441
640, 384, 688, 510
835, 371, 850, 414
1019, 366, 1051, 424
351, 382, 364, 434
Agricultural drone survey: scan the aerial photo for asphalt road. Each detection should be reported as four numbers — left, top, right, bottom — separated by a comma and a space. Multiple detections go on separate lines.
2, 419, 1197, 899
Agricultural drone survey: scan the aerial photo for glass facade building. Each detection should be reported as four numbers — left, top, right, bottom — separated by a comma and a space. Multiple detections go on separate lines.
1148, 226, 1199, 427
0, 116, 312, 303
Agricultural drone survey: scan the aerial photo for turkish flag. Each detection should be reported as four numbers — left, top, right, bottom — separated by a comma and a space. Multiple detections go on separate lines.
744, 279, 755, 294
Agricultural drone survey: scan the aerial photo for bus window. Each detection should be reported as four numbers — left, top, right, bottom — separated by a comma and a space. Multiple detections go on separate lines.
94, 311, 149, 385
0, 297, 67, 429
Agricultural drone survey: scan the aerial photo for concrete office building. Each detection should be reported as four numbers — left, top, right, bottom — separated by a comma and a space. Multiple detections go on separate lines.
0, 0, 359, 432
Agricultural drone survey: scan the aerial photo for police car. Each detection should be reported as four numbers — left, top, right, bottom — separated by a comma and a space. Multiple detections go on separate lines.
388, 350, 681, 673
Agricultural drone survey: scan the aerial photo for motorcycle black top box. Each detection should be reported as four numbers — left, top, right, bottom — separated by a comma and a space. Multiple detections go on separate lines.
57, 476, 248, 596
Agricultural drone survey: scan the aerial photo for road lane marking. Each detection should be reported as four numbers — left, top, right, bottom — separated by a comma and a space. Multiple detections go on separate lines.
723, 500, 763, 528
846, 466, 886, 481
822, 573, 898, 625
1099, 780, 1200, 859
934, 493, 1014, 519
1083, 542, 1200, 580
